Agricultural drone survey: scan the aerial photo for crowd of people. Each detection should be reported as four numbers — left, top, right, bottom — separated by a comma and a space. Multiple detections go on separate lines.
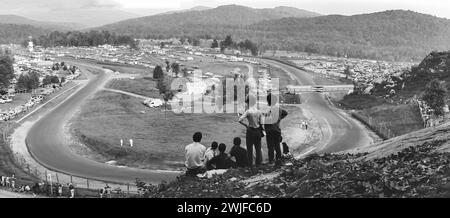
1, 171, 78, 197
184, 94, 290, 176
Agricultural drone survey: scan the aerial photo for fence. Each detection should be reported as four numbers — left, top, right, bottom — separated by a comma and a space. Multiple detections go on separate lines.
351, 113, 395, 140
10, 150, 141, 197
1, 81, 143, 198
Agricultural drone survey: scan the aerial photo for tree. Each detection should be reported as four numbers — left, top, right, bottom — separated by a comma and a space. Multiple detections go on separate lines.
153, 65, 164, 79
222, 35, 234, 48
50, 75, 60, 84
16, 74, 29, 91
423, 79, 447, 116
43, 75, 53, 86
156, 77, 175, 117
0, 54, 14, 91
182, 68, 188, 77
211, 39, 219, 48
60, 77, 66, 84
165, 60, 170, 72
171, 62, 180, 77
28, 71, 40, 90
17, 71, 40, 92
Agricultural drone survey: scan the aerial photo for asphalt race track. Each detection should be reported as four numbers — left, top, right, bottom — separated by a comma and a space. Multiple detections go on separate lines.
24, 59, 370, 184
25, 63, 179, 185
261, 59, 371, 154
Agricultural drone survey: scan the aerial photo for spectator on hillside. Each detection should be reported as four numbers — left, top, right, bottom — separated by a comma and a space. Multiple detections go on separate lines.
32, 183, 40, 197
206, 143, 234, 170
5, 177, 10, 187
99, 187, 105, 198
263, 94, 288, 166
105, 184, 111, 198
204, 141, 219, 163
58, 184, 63, 197
185, 132, 207, 176
238, 95, 264, 168
229, 137, 249, 168
68, 183, 75, 198
10, 174, 15, 189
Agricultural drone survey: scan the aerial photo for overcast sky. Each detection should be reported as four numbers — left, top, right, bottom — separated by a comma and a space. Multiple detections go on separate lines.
0, 0, 449, 18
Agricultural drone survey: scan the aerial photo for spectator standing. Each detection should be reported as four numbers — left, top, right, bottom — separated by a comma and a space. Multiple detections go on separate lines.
229, 137, 249, 168
32, 183, 40, 197
263, 94, 288, 166
68, 183, 75, 198
238, 95, 264, 168
185, 132, 207, 176
58, 184, 63, 197
129, 139, 134, 147
11, 174, 16, 189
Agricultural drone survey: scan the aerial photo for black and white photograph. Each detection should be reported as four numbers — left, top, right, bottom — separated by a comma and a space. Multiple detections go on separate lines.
0, 0, 449, 208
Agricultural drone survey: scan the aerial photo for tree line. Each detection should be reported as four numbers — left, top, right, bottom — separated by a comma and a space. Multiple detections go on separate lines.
24, 30, 139, 49
0, 49, 15, 93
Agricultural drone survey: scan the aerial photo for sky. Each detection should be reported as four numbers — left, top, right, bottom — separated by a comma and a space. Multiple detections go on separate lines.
0, 0, 449, 18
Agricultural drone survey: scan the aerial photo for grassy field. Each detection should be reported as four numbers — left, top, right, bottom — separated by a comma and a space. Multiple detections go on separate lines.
106, 78, 161, 99
71, 90, 246, 170
354, 104, 424, 138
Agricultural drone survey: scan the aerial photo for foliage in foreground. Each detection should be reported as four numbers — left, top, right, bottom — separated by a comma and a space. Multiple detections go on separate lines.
137, 140, 450, 198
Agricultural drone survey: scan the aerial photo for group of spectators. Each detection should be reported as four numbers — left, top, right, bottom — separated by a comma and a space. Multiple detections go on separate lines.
184, 94, 290, 176
1, 173, 77, 198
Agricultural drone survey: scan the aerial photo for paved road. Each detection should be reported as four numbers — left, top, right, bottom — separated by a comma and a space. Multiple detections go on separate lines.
261, 59, 371, 154
24, 58, 370, 185
25, 62, 179, 185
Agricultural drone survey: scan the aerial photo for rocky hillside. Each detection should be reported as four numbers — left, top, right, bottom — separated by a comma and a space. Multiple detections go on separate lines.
136, 120, 450, 198
371, 51, 450, 100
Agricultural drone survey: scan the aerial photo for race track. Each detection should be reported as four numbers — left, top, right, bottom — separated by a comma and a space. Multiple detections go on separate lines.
24, 59, 370, 185
25, 62, 179, 184
261, 59, 371, 154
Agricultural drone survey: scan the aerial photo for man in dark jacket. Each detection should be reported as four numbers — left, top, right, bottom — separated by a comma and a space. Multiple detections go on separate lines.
230, 137, 249, 168
206, 143, 234, 170
264, 94, 288, 165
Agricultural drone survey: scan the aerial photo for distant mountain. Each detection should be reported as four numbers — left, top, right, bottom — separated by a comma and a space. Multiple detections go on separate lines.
98, 4, 321, 33
172, 6, 213, 13
0, 15, 84, 30
98, 9, 450, 61
248, 10, 450, 60
0, 23, 49, 44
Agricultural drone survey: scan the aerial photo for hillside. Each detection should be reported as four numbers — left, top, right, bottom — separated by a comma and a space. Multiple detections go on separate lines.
250, 10, 450, 60
371, 51, 450, 100
98, 4, 321, 36
0, 24, 49, 44
137, 120, 450, 198
0, 15, 84, 30
99, 9, 450, 61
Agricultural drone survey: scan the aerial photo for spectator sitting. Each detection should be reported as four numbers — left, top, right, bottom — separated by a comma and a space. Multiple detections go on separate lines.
204, 141, 219, 163
229, 137, 249, 168
185, 132, 207, 176
206, 143, 234, 170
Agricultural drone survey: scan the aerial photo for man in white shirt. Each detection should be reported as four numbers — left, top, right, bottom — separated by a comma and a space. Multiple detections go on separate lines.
185, 132, 207, 176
